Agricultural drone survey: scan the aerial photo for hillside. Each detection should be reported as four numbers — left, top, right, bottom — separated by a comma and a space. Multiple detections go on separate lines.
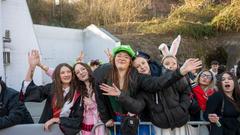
27, 0, 240, 67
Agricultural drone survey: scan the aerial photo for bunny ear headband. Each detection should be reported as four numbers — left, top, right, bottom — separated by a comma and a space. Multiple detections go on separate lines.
158, 35, 181, 62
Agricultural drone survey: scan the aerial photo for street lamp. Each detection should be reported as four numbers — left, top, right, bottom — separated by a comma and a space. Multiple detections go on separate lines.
55, 0, 60, 5
52, 0, 63, 25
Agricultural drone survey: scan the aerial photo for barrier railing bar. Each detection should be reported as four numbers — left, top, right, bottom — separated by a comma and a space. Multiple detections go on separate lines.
90, 121, 210, 135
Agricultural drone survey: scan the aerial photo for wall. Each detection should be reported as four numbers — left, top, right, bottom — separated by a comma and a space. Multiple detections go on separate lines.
83, 24, 120, 63
0, 1, 4, 78
1, 0, 42, 89
33, 25, 83, 84
0, 1, 119, 89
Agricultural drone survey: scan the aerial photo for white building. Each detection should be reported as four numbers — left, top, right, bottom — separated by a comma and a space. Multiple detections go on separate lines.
0, 0, 120, 90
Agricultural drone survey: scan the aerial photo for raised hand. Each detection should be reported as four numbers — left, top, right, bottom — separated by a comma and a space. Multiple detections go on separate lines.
100, 83, 121, 97
76, 51, 84, 63
28, 49, 40, 68
180, 58, 202, 76
104, 48, 113, 63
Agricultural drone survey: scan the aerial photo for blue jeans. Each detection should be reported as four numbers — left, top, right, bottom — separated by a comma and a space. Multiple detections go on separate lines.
110, 116, 122, 135
139, 124, 155, 135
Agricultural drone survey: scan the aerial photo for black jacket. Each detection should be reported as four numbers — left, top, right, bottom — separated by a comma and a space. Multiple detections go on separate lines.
118, 74, 191, 128
0, 87, 33, 129
93, 63, 184, 124
204, 92, 240, 135
21, 81, 84, 135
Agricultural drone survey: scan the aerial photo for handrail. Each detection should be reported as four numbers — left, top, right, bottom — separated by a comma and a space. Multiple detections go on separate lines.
90, 122, 105, 135
0, 121, 211, 135
0, 124, 64, 135
90, 121, 211, 135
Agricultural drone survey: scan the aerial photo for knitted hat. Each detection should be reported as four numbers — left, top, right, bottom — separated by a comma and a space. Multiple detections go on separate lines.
135, 51, 162, 76
136, 51, 150, 60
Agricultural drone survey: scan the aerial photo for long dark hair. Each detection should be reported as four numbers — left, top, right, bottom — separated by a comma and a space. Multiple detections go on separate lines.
52, 63, 76, 109
216, 71, 240, 110
73, 62, 95, 97
111, 52, 133, 90
236, 61, 240, 79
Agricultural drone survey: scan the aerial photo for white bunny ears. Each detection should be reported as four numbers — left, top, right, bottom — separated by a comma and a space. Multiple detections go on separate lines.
159, 35, 181, 59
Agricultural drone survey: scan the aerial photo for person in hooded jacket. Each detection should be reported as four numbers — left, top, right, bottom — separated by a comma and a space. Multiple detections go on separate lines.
127, 36, 191, 135
0, 77, 33, 129
132, 51, 162, 135
128, 50, 191, 135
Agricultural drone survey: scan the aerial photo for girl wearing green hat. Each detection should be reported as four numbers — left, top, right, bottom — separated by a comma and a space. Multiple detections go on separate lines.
94, 45, 202, 135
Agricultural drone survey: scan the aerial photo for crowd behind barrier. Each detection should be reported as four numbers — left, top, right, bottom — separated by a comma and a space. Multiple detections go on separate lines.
0, 121, 210, 135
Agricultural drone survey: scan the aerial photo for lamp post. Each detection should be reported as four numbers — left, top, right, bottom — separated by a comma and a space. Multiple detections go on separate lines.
2, 30, 11, 83
52, 0, 63, 26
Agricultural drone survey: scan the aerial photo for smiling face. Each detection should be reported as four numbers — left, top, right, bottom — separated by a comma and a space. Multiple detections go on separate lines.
199, 71, 213, 87
74, 64, 89, 82
162, 57, 177, 71
114, 51, 131, 71
133, 57, 150, 75
59, 66, 73, 85
221, 73, 234, 94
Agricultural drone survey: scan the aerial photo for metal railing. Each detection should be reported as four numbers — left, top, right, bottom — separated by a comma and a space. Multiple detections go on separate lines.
0, 124, 64, 135
0, 121, 210, 135
90, 121, 211, 135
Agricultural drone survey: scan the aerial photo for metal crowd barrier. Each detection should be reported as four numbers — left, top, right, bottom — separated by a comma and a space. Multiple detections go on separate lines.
0, 124, 64, 135
0, 121, 210, 135
90, 121, 211, 135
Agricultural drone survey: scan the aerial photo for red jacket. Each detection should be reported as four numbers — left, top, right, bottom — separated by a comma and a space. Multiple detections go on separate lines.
192, 85, 216, 111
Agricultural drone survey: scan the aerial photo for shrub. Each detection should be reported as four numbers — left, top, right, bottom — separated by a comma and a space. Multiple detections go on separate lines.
211, 0, 240, 32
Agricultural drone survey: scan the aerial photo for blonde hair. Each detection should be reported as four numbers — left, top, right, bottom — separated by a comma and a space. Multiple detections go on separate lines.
194, 70, 216, 91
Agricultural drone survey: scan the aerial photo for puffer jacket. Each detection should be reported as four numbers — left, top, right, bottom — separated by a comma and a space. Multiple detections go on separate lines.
118, 76, 191, 129
93, 63, 185, 124
145, 77, 190, 128
117, 65, 191, 129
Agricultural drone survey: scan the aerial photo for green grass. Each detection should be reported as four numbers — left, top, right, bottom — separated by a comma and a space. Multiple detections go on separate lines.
108, 0, 240, 38
136, 2, 227, 39
211, 0, 240, 32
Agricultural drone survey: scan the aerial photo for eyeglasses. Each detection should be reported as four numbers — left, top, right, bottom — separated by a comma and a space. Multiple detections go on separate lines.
200, 74, 212, 80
